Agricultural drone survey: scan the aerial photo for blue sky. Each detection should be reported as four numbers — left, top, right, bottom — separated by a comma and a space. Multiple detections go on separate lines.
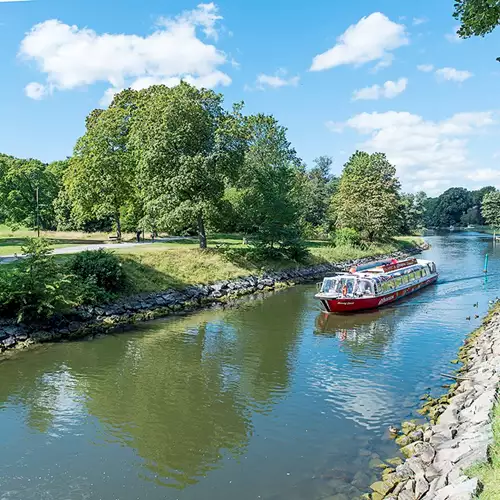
1, 0, 499, 194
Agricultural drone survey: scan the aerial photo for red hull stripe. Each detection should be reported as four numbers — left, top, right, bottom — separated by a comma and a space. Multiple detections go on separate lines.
322, 275, 438, 313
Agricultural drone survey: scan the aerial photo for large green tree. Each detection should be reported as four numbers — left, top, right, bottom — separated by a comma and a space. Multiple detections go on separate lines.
399, 192, 427, 234
481, 190, 500, 227
0, 154, 59, 230
64, 102, 135, 238
333, 151, 401, 241
232, 114, 304, 256
301, 155, 338, 233
129, 82, 246, 248
432, 187, 473, 227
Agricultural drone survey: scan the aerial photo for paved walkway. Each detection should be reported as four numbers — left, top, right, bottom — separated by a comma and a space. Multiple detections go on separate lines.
0, 237, 190, 264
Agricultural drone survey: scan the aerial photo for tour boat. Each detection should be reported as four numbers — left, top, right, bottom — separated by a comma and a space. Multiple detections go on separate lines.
315, 257, 438, 313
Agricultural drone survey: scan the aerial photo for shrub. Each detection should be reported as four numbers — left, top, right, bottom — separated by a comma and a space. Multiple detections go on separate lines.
67, 249, 125, 292
333, 228, 361, 247
0, 238, 74, 322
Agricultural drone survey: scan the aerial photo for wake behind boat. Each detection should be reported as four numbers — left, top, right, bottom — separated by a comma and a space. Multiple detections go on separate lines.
315, 257, 438, 313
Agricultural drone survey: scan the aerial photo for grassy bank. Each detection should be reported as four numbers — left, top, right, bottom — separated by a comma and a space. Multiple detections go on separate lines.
119, 236, 422, 294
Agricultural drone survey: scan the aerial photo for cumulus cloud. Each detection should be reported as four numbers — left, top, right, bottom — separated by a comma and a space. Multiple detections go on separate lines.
417, 64, 434, 72
436, 67, 473, 82
24, 81, 46, 99
327, 110, 496, 193
352, 77, 407, 101
19, 2, 232, 102
310, 12, 408, 71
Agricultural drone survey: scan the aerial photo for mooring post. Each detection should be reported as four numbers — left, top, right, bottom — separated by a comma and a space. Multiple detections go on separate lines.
484, 253, 489, 274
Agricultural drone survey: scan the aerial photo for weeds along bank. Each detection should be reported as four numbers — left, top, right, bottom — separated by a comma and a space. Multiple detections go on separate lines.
366, 305, 500, 500
0, 240, 424, 356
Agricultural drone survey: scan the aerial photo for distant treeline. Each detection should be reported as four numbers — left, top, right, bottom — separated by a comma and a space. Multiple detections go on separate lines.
1, 83, 500, 256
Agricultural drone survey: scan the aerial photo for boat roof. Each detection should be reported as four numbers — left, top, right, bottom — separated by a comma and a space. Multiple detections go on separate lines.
322, 259, 435, 281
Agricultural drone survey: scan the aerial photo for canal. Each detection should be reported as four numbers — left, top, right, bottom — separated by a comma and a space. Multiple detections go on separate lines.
1, 232, 499, 500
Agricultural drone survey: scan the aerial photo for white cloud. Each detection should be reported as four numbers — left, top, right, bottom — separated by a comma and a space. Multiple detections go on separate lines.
251, 69, 299, 91
19, 3, 232, 101
445, 25, 462, 43
24, 81, 46, 99
327, 110, 496, 193
417, 64, 434, 72
0, 0, 31, 2
352, 77, 407, 101
412, 17, 428, 26
436, 67, 473, 82
310, 12, 408, 71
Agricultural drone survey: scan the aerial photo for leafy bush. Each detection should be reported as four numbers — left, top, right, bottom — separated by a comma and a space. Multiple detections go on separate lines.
0, 238, 74, 322
333, 228, 361, 247
67, 249, 125, 292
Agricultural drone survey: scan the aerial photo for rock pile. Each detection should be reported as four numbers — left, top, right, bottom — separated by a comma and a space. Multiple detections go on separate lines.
0, 249, 419, 355
368, 309, 500, 499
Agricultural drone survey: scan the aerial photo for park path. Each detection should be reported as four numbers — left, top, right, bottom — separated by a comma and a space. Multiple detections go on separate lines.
0, 237, 189, 264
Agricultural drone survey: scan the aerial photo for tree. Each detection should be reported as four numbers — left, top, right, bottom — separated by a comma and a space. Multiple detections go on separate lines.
460, 206, 482, 226
0, 154, 59, 230
432, 187, 473, 227
234, 114, 304, 257
64, 103, 135, 238
481, 190, 500, 227
333, 151, 401, 241
301, 155, 338, 233
399, 192, 427, 234
129, 83, 246, 249
453, 0, 500, 60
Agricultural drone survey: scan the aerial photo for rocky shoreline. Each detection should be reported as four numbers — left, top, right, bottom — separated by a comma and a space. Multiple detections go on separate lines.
0, 247, 423, 357
368, 307, 500, 500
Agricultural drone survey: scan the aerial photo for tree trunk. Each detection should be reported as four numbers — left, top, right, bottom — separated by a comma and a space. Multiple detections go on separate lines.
197, 213, 207, 249
115, 212, 122, 240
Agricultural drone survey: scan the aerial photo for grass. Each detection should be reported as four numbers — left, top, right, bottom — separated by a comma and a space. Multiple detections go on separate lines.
0, 227, 423, 296
118, 235, 423, 294
467, 401, 500, 499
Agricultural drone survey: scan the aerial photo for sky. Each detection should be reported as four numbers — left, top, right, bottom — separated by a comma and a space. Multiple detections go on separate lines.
1, 0, 500, 195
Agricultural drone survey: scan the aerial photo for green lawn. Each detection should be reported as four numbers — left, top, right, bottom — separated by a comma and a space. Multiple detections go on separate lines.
117, 235, 423, 294
0, 227, 423, 296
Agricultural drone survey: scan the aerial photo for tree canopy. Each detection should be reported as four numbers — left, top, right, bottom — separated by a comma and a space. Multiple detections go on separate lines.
333, 151, 401, 241
481, 190, 500, 227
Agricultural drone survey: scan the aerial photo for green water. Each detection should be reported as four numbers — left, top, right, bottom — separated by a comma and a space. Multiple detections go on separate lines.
1, 232, 499, 499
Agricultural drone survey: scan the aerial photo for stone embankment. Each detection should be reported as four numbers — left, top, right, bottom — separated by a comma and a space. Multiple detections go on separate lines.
0, 248, 421, 355
369, 309, 500, 500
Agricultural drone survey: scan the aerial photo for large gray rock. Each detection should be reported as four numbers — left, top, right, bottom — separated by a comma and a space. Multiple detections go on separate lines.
434, 477, 480, 500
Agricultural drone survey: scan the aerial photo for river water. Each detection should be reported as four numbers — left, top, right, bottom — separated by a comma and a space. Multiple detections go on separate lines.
1, 232, 499, 500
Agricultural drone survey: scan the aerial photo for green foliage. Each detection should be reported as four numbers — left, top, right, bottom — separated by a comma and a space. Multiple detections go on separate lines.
67, 249, 125, 292
333, 228, 361, 247
129, 83, 247, 248
301, 156, 338, 232
453, 0, 500, 61
0, 238, 74, 322
333, 151, 401, 241
238, 114, 306, 259
432, 187, 473, 227
399, 192, 427, 234
65, 102, 136, 237
0, 154, 60, 230
481, 190, 500, 228
454, 0, 500, 38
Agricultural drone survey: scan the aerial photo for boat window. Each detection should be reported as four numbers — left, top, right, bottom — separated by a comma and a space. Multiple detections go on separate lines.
321, 278, 336, 293
335, 277, 355, 295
